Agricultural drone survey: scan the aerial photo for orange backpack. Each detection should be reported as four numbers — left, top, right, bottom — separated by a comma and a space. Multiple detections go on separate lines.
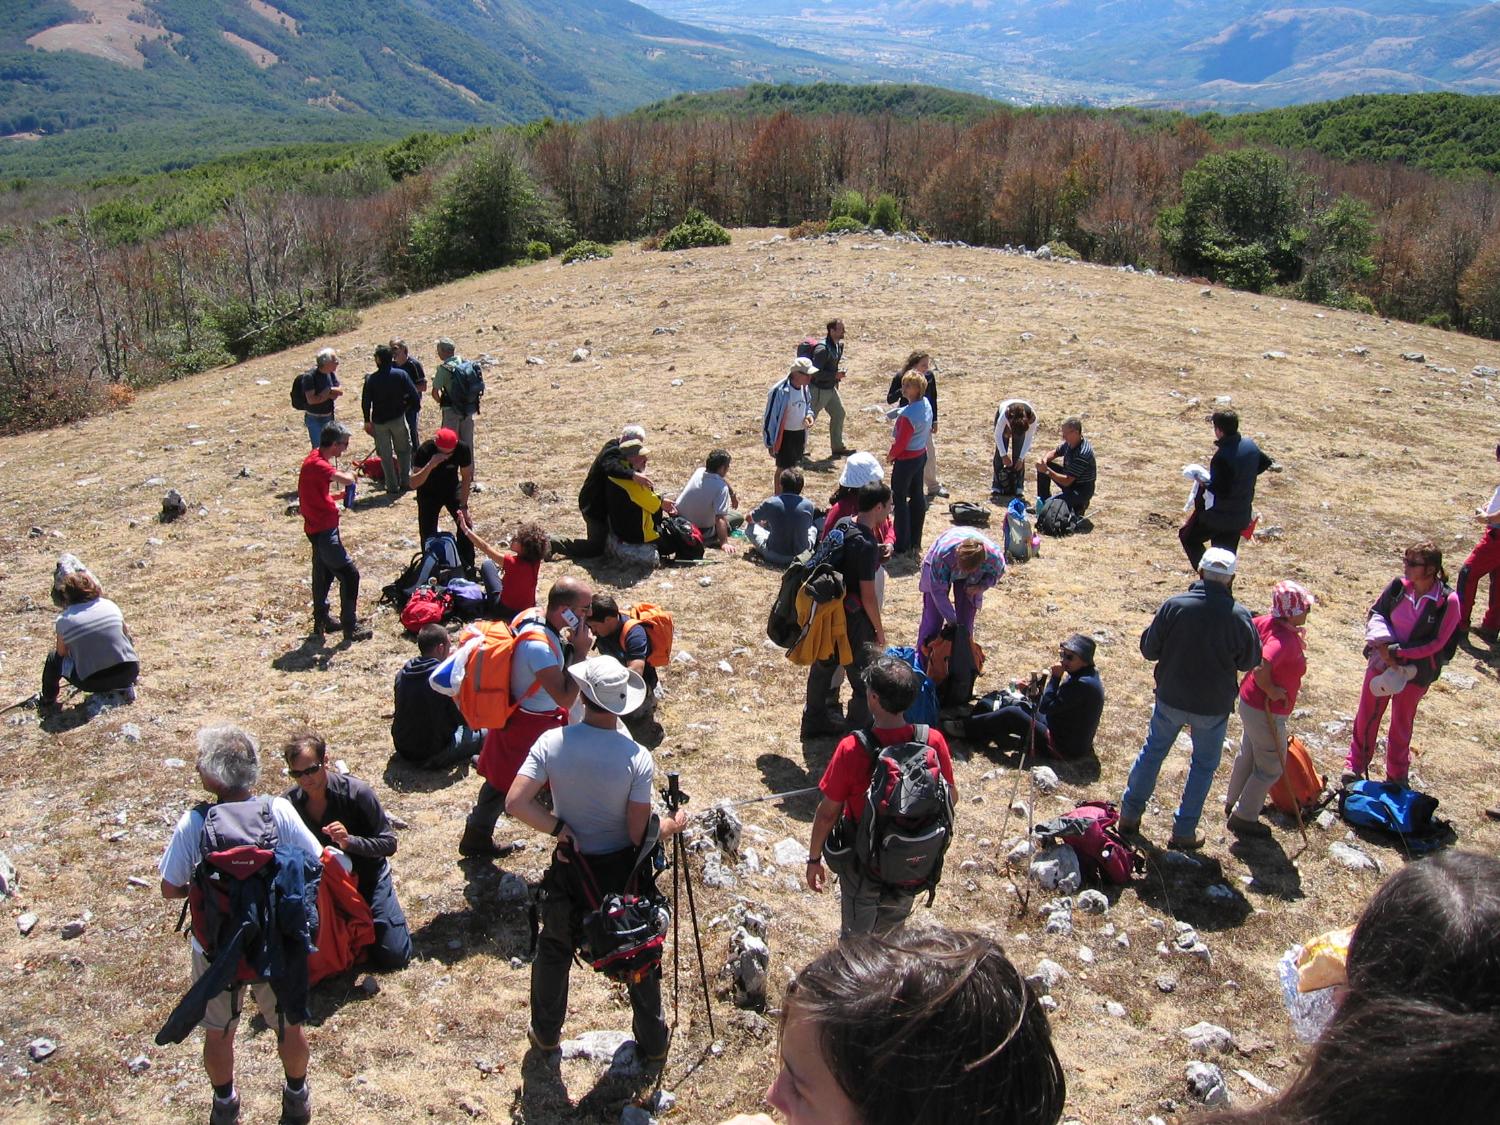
455, 616, 556, 730
1269, 734, 1326, 817
623, 604, 674, 668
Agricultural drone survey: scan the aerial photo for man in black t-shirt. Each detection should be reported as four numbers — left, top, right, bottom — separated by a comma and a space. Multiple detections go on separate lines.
391, 338, 427, 451
409, 427, 475, 571
300, 347, 343, 449
803, 481, 890, 737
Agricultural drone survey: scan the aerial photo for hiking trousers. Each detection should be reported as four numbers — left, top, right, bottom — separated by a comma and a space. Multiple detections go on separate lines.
308, 527, 359, 630
837, 866, 915, 938
371, 417, 411, 493
805, 606, 876, 728
1225, 698, 1287, 821
808, 385, 846, 452
440, 408, 475, 453
366, 863, 413, 971
40, 654, 138, 705
1179, 508, 1243, 569
1460, 526, 1500, 633
554, 515, 608, 560
891, 454, 928, 554
1345, 663, 1427, 784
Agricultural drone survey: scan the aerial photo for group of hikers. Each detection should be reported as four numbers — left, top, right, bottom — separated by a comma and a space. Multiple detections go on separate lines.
25, 326, 1500, 1124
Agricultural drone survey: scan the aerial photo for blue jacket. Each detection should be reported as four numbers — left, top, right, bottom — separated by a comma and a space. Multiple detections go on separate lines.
1142, 581, 1261, 715
763, 378, 809, 453
1039, 665, 1104, 759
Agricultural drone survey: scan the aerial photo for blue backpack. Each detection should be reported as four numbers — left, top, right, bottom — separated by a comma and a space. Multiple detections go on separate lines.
884, 646, 940, 726
1339, 780, 1440, 839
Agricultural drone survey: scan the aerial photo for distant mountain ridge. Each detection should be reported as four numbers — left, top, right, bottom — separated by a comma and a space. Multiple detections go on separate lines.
0, 0, 874, 177
641, 0, 1500, 109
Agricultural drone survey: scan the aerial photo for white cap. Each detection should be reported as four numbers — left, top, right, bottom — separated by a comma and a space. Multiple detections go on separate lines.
1199, 547, 1238, 578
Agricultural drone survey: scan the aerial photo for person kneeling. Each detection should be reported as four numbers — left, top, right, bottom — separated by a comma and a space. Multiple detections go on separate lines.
964, 633, 1103, 761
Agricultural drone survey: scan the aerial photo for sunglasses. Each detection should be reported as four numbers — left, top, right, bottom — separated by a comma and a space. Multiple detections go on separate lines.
1058, 650, 1081, 661
287, 762, 324, 779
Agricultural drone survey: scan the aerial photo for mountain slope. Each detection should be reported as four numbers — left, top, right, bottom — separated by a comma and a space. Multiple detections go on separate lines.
0, 0, 874, 178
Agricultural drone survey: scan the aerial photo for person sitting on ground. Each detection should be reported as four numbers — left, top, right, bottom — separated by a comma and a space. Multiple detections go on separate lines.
747, 467, 819, 565
675, 448, 743, 548
885, 351, 947, 499
992, 399, 1038, 500
282, 731, 412, 972
1201, 850, 1500, 1125
747, 925, 1066, 1125
553, 424, 649, 560
40, 563, 139, 711
963, 634, 1104, 761
806, 655, 958, 936
1034, 416, 1097, 518
408, 426, 476, 574
605, 437, 675, 568
391, 624, 483, 770
764, 357, 817, 496
464, 520, 548, 621
1223, 581, 1314, 838
586, 594, 660, 736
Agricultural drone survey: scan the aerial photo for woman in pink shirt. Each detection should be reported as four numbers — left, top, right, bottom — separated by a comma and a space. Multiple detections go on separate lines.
1224, 581, 1314, 836
1344, 542, 1462, 786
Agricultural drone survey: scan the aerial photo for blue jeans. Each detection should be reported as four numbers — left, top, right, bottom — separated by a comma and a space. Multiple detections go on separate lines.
1120, 698, 1230, 838
305, 412, 333, 448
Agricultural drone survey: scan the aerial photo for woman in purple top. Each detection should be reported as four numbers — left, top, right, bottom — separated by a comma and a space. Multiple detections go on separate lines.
917, 528, 1005, 650
1344, 542, 1462, 786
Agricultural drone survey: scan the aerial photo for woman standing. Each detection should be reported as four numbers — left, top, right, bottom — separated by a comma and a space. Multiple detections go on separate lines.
1224, 581, 1314, 836
886, 352, 945, 499
1344, 543, 1461, 786
887, 371, 932, 557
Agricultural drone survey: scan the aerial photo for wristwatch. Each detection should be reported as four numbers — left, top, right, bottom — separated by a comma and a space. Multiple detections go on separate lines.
807, 856, 820, 864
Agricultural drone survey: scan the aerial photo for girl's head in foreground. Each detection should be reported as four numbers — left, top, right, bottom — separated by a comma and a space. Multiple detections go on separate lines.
767, 926, 1065, 1125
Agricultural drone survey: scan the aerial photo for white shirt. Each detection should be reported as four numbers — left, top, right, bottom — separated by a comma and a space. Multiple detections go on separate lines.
782, 386, 810, 432
674, 468, 732, 529
518, 724, 655, 854
1482, 484, 1500, 518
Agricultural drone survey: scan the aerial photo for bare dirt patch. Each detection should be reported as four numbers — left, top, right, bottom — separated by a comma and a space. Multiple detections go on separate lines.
1, 230, 1498, 1122
221, 30, 278, 69
245, 0, 300, 37
25, 0, 177, 70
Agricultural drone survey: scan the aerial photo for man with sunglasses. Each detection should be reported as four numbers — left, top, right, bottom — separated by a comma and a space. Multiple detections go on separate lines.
961, 633, 1104, 760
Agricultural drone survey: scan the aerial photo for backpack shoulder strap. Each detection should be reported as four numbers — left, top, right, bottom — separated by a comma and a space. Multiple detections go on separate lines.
623, 816, 663, 893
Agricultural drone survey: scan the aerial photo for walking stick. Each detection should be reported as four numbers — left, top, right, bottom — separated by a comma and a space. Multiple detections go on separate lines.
663, 772, 716, 1041
1263, 704, 1308, 845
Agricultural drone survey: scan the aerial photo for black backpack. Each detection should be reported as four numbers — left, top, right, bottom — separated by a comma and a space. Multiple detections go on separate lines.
381, 532, 467, 609
766, 519, 854, 648
656, 515, 705, 561
1036, 496, 1078, 537
290, 372, 310, 411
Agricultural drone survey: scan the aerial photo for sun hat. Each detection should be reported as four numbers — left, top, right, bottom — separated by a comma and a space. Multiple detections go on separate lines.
568, 656, 648, 716
839, 451, 884, 488
1199, 547, 1238, 578
1271, 580, 1315, 619
1060, 633, 1096, 662
789, 357, 817, 377
1369, 663, 1417, 698
619, 437, 650, 457
434, 427, 459, 452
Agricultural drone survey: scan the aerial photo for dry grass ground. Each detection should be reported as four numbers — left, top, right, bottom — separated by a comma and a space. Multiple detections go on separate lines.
2, 229, 1498, 1124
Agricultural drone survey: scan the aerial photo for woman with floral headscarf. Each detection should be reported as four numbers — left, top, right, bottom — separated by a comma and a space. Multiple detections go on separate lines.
1224, 580, 1315, 837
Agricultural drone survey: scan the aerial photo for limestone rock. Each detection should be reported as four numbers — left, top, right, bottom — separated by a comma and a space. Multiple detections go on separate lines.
1030, 844, 1081, 894
1182, 1022, 1235, 1053
1186, 1061, 1229, 1106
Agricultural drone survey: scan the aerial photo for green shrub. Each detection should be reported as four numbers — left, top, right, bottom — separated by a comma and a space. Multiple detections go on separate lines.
660, 208, 731, 252
1045, 239, 1081, 261
789, 219, 829, 239
561, 240, 612, 264
829, 189, 869, 225
204, 296, 358, 362
868, 192, 903, 232
827, 215, 864, 234
526, 239, 552, 261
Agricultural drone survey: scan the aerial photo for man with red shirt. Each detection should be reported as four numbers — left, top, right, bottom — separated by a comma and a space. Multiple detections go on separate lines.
805, 655, 959, 936
297, 421, 372, 643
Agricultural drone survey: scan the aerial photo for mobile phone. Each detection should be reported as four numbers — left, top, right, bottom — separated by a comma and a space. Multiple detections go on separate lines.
560, 607, 580, 629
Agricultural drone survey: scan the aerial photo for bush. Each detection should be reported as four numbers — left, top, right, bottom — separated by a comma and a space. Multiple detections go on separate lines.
660, 208, 731, 252
827, 215, 864, 234
526, 240, 553, 261
868, 192, 903, 232
829, 189, 869, 225
1045, 239, 1082, 261
204, 296, 358, 362
561, 240, 612, 264
789, 219, 829, 239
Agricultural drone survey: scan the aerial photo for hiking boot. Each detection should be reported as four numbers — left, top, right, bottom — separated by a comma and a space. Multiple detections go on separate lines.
1226, 814, 1271, 838
209, 1091, 240, 1125
1473, 625, 1499, 644
1486, 804, 1500, 822
1117, 817, 1142, 836
928, 485, 950, 499
342, 621, 374, 643
831, 447, 856, 458
800, 713, 849, 739
459, 826, 511, 859
1339, 770, 1361, 787
280, 1080, 311, 1125
1166, 831, 1205, 852
310, 613, 338, 636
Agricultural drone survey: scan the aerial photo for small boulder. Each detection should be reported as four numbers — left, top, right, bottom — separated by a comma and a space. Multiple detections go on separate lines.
1030, 766, 1059, 792
496, 873, 530, 903
60, 918, 87, 940
1027, 958, 1069, 995
18, 912, 39, 936
1186, 1061, 1230, 1106
1401, 352, 1425, 362
1182, 1021, 1235, 1053
1076, 889, 1109, 915
1329, 842, 1379, 873
127, 1054, 151, 1074
29, 1038, 58, 1062
1029, 844, 1081, 894
0, 850, 16, 898
160, 489, 187, 523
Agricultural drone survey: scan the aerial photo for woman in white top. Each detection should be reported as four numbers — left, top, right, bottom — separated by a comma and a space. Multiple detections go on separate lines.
41, 565, 139, 708
991, 399, 1039, 500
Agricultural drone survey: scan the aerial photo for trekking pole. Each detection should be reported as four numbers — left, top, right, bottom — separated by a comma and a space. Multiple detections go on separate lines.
715, 785, 820, 809
663, 772, 716, 1041
0, 692, 39, 716
1263, 704, 1308, 846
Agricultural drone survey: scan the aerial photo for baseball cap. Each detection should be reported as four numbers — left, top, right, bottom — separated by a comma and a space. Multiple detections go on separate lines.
434, 428, 459, 452
1199, 548, 1238, 578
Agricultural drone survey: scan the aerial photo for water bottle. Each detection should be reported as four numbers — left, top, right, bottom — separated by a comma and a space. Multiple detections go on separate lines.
343, 481, 357, 510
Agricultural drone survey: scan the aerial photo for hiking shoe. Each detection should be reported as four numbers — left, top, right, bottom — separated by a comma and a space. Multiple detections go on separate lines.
928, 485, 950, 498
1486, 804, 1500, 822
342, 622, 374, 643
526, 1026, 560, 1053
1339, 770, 1361, 787
831, 447, 856, 458
209, 1091, 240, 1125
311, 614, 338, 636
280, 1081, 311, 1125
1226, 814, 1271, 838
800, 714, 849, 739
1473, 625, 1499, 644
1166, 832, 1205, 852
459, 827, 509, 859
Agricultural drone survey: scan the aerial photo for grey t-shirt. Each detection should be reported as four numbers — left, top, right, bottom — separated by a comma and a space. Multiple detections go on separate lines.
517, 723, 654, 854
56, 597, 137, 680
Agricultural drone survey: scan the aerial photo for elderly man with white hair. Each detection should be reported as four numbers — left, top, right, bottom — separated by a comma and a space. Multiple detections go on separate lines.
298, 347, 343, 449
158, 725, 323, 1125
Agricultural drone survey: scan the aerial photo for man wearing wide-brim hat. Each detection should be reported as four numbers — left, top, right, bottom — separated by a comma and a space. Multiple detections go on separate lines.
504, 657, 688, 1063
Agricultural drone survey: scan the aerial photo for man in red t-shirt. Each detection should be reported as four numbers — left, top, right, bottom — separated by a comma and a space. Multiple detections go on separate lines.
806, 655, 959, 936
297, 421, 371, 642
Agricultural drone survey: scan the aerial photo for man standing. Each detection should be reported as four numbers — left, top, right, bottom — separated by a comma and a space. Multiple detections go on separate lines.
409, 426, 475, 573
298, 347, 343, 450
803, 481, 890, 737
1179, 409, 1273, 569
430, 337, 481, 452
674, 448, 742, 548
554, 425, 648, 560
763, 358, 816, 496
809, 318, 854, 458
461, 577, 594, 858
505, 656, 688, 1061
805, 655, 957, 936
158, 724, 323, 1125
297, 421, 371, 643
1035, 417, 1098, 517
391, 338, 426, 452
1118, 548, 1261, 850
361, 344, 420, 494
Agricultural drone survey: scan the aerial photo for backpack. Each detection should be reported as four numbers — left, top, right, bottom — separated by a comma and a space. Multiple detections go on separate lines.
656, 515, 705, 561
453, 616, 556, 731
444, 359, 485, 415
885, 646, 940, 726
381, 533, 467, 610
569, 828, 669, 985
1004, 500, 1036, 562
1046, 801, 1144, 886
948, 501, 991, 527
401, 586, 452, 633
290, 371, 310, 411
766, 521, 852, 648
624, 604, 674, 667
1036, 496, 1078, 537
1339, 779, 1440, 838
157, 799, 320, 1046
444, 577, 487, 620
795, 336, 821, 362
357, 452, 385, 483
1269, 734, 1329, 818
845, 726, 955, 904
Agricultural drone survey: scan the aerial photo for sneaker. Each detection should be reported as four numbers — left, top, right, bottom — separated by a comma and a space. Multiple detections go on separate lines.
280, 1080, 311, 1125
342, 622, 374, 643
209, 1091, 240, 1125
1226, 814, 1271, 838
526, 1026, 560, 1053
1166, 832, 1205, 852
928, 485, 950, 498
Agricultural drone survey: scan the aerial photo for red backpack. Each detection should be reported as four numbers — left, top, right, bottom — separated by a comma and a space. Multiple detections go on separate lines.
1053, 801, 1144, 886
400, 586, 451, 633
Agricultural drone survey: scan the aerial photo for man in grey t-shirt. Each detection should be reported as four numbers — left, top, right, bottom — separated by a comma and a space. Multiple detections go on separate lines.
505, 657, 688, 1063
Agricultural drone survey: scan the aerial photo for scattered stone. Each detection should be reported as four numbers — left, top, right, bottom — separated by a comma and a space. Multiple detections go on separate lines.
1200, 288, 1213, 298
1006, 837, 1035, 863
1329, 842, 1379, 872
728, 926, 770, 1009
29, 526, 45, 538
1235, 1068, 1278, 1096
1156, 975, 1178, 993
1401, 352, 1425, 362
285, 502, 301, 517
1206, 883, 1237, 902
18, 912, 39, 936
648, 1089, 677, 1114
1076, 889, 1109, 915
120, 723, 142, 743
620, 1107, 653, 1125
705, 803, 743, 855
160, 489, 187, 522
1262, 351, 1286, 360
28, 1038, 57, 1062
0, 851, 15, 898
1115, 931, 1131, 950
1039, 994, 1059, 1012
495, 873, 530, 903
562, 1029, 634, 1064
1027, 958, 1070, 995
1473, 365, 1498, 378
1029, 845, 1081, 894
652, 326, 676, 335
1105, 1001, 1127, 1018
1030, 765, 1059, 792
700, 851, 739, 889
1182, 1022, 1235, 1052
772, 838, 805, 867
127, 876, 150, 888
458, 1095, 486, 1117
60, 918, 87, 940
127, 1054, 151, 1074
1186, 1061, 1230, 1106
1077, 946, 1095, 965
571, 348, 590, 362
525, 356, 546, 365
1315, 809, 1338, 830
1252, 525, 1284, 541
163, 757, 188, 769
